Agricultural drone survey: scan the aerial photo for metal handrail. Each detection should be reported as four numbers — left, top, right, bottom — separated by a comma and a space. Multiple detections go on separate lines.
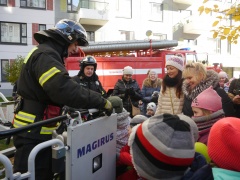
0, 112, 80, 138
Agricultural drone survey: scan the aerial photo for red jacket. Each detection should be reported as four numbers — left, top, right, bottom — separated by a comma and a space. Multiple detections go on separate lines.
116, 145, 139, 180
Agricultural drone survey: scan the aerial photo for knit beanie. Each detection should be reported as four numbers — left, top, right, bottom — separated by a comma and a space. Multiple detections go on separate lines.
130, 115, 148, 127
166, 55, 184, 71
177, 114, 199, 142
107, 96, 123, 113
218, 71, 228, 78
123, 66, 133, 75
128, 113, 195, 180
208, 117, 240, 171
146, 102, 157, 113
191, 86, 222, 112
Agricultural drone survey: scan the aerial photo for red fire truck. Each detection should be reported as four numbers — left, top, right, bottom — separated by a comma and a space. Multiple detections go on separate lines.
65, 40, 203, 95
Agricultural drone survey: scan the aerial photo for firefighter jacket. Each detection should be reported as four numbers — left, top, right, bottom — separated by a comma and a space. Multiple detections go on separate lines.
72, 73, 107, 98
14, 40, 106, 141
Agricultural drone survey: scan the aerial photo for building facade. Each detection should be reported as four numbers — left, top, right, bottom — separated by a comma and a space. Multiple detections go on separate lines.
0, 0, 239, 96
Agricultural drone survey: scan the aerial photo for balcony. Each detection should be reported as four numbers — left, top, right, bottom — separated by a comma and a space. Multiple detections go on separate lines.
173, 0, 193, 5
183, 15, 214, 34
78, 1, 109, 26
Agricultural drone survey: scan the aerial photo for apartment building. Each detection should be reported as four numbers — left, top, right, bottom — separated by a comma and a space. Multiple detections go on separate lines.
0, 0, 240, 96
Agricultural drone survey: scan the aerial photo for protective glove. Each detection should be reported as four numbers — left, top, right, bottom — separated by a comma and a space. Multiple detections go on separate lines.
102, 99, 113, 116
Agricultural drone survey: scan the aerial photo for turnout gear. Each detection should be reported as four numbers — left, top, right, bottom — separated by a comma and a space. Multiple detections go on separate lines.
13, 19, 109, 179
103, 99, 113, 116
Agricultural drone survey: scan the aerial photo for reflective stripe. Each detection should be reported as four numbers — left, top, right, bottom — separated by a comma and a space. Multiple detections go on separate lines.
39, 67, 61, 86
13, 119, 28, 128
40, 126, 57, 134
15, 111, 35, 123
24, 47, 38, 63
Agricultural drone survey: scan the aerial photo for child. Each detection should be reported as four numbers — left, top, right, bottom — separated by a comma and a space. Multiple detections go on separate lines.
191, 86, 225, 145
146, 102, 156, 117
189, 117, 240, 180
116, 114, 147, 180
128, 113, 195, 180
108, 96, 131, 154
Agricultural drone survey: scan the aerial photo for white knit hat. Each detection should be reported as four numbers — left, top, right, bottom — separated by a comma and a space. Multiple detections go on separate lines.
218, 71, 228, 78
166, 55, 184, 71
147, 102, 156, 113
123, 66, 133, 75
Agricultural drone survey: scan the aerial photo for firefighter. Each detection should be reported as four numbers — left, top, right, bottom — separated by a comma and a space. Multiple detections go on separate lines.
12, 19, 113, 180
72, 55, 107, 98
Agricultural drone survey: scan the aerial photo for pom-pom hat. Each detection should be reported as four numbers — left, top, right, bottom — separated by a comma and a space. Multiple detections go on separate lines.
191, 86, 222, 112
166, 55, 184, 71
208, 117, 240, 171
128, 113, 195, 180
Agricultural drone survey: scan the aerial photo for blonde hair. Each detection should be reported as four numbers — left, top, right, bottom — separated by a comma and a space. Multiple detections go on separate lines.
183, 62, 207, 81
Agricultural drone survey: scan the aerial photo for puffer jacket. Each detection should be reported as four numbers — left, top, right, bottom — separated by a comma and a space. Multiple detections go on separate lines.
182, 70, 236, 117
112, 78, 142, 117
155, 86, 184, 115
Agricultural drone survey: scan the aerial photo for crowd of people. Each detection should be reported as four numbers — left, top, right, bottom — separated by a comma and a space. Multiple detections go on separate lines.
11, 18, 240, 180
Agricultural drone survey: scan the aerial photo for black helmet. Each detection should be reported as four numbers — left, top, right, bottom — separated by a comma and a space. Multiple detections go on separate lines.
34, 19, 89, 46
80, 55, 97, 71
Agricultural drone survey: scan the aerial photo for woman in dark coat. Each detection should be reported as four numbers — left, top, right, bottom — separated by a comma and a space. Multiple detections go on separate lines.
112, 66, 142, 117
182, 62, 235, 117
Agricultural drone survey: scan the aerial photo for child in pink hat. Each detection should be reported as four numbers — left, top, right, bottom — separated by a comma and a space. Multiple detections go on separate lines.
191, 86, 225, 145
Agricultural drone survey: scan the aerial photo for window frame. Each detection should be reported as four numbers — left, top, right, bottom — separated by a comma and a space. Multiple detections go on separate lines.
116, 0, 132, 19
0, 0, 7, 6
149, 2, 163, 22
0, 21, 27, 45
39, 24, 46, 31
86, 31, 95, 42
119, 30, 135, 40
20, 0, 46, 9
67, 0, 79, 12
1, 59, 9, 82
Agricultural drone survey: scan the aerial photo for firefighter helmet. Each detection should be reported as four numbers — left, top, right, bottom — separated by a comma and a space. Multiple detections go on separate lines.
80, 55, 97, 71
34, 19, 89, 46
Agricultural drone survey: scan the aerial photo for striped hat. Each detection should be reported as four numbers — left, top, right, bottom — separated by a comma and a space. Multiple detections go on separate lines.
128, 113, 195, 180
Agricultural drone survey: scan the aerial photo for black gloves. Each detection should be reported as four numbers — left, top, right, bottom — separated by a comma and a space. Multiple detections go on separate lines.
128, 87, 135, 96
151, 96, 158, 103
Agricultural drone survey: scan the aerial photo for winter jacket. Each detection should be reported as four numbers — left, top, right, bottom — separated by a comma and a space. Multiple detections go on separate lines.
141, 78, 161, 115
72, 73, 107, 98
155, 86, 184, 115
228, 78, 240, 118
116, 145, 140, 180
112, 78, 142, 117
116, 109, 131, 154
182, 70, 235, 117
15, 40, 106, 141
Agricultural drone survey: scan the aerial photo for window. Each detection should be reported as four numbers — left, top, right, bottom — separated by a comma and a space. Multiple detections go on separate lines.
80, 0, 108, 11
149, 3, 163, 22
1, 59, 9, 82
0, 0, 7, 6
39, 24, 46, 31
68, 0, 79, 12
207, 38, 221, 54
87, 31, 95, 42
116, 0, 132, 18
20, 0, 46, 9
152, 33, 167, 40
0, 22, 27, 44
119, 31, 134, 40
